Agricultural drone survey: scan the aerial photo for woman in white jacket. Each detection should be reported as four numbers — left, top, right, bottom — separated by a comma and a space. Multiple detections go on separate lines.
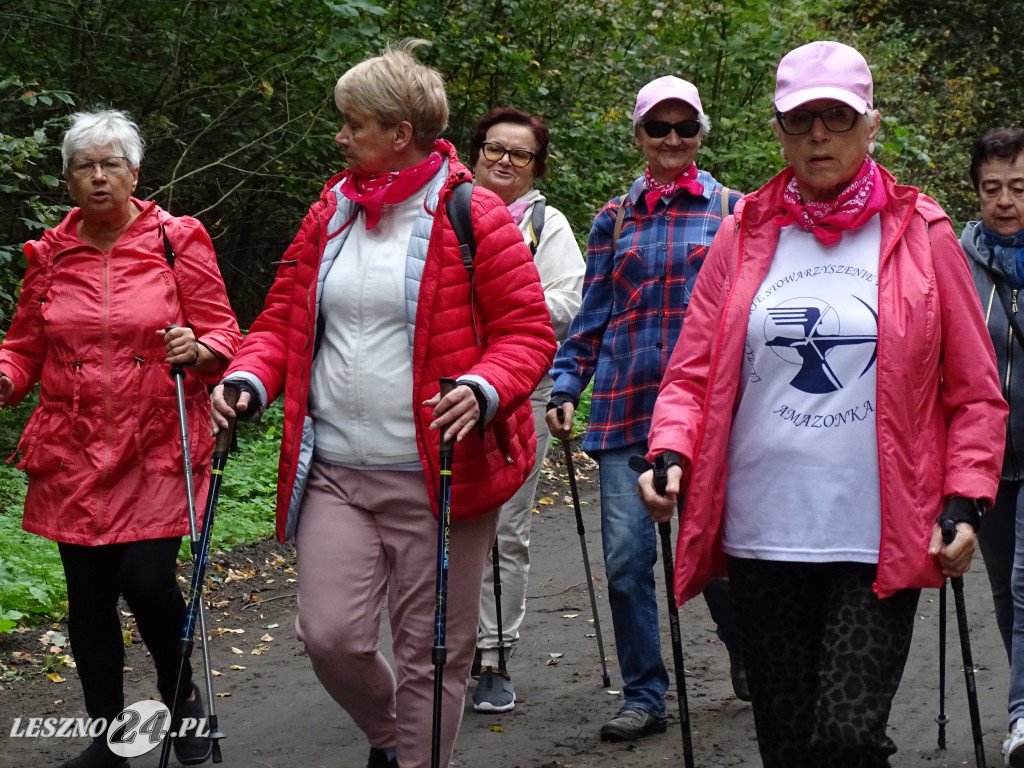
468, 107, 585, 713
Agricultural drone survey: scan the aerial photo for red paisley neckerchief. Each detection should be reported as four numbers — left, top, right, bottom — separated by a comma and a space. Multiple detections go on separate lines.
643, 163, 704, 212
775, 157, 886, 246
340, 139, 451, 229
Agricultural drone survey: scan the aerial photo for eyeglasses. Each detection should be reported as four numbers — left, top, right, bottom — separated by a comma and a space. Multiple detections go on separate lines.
642, 120, 701, 139
481, 141, 535, 168
775, 106, 860, 136
68, 156, 132, 178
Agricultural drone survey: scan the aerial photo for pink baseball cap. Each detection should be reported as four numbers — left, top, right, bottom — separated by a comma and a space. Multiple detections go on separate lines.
774, 41, 873, 113
633, 76, 703, 127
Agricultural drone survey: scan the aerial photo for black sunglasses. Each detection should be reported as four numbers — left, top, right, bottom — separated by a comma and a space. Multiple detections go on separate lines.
642, 120, 701, 139
775, 106, 860, 136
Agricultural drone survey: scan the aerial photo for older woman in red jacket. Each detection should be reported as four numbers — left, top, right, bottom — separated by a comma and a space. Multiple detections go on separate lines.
638, 42, 1006, 767
0, 109, 241, 768
210, 40, 554, 768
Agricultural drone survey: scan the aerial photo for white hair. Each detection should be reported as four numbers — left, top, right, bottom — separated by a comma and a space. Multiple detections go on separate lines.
61, 110, 144, 173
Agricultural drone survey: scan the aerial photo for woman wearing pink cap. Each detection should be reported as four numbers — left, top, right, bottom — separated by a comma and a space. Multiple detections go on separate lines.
638, 41, 1006, 766
547, 75, 745, 741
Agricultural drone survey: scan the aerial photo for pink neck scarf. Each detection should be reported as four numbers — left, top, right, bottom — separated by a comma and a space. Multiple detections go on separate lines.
507, 200, 531, 225
339, 139, 450, 229
775, 157, 886, 246
643, 163, 704, 212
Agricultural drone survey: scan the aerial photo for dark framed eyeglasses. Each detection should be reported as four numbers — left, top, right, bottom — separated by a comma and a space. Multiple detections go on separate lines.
642, 120, 701, 139
775, 106, 860, 136
68, 156, 132, 178
481, 141, 535, 168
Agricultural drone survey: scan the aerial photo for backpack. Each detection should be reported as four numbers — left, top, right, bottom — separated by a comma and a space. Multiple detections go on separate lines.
446, 182, 546, 281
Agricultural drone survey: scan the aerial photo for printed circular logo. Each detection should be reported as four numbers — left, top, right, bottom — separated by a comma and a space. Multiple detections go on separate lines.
107, 700, 170, 758
764, 296, 878, 394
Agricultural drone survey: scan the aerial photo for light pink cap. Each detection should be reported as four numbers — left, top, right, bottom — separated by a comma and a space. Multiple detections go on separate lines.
633, 76, 703, 127
774, 41, 873, 113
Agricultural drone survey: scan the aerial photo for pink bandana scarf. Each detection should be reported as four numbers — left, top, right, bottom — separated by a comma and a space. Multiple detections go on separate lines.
643, 163, 704, 212
775, 157, 886, 246
507, 200, 531, 225
340, 139, 450, 229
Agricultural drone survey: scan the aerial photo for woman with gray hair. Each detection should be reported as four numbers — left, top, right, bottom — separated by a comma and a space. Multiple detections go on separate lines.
209, 40, 554, 768
0, 109, 241, 768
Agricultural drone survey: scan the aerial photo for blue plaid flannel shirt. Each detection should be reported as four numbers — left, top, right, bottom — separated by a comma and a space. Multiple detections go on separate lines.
550, 170, 740, 452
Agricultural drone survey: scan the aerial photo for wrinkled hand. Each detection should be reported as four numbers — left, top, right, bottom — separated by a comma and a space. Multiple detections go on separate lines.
0, 376, 14, 410
423, 384, 480, 443
157, 326, 198, 366
210, 383, 248, 434
546, 402, 573, 440
928, 522, 977, 578
637, 464, 684, 523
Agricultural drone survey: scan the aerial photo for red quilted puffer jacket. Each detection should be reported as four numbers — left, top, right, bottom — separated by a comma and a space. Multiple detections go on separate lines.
223, 145, 556, 540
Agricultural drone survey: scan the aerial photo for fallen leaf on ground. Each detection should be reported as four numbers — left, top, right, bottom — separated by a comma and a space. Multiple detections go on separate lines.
46, 673, 65, 683
260, 634, 274, 642
215, 692, 231, 697
231, 647, 243, 655
230, 665, 246, 670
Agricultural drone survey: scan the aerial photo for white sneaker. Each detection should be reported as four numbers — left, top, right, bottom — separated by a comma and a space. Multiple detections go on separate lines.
1004, 718, 1024, 767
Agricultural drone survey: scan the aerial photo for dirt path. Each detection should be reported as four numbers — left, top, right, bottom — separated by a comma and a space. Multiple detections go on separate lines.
0, 443, 1013, 767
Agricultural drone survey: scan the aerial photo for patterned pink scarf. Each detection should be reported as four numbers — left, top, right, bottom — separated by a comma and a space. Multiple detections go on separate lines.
643, 163, 704, 212
775, 157, 886, 246
340, 139, 450, 229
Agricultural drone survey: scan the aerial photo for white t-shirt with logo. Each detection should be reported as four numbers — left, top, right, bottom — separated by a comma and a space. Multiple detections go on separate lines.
722, 216, 882, 563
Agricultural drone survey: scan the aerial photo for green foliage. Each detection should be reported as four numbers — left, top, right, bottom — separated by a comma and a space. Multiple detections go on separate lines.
0, 513, 66, 634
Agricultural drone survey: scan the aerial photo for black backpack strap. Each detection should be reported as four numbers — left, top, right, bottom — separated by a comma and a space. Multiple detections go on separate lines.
160, 224, 177, 269
446, 181, 476, 279
527, 200, 546, 256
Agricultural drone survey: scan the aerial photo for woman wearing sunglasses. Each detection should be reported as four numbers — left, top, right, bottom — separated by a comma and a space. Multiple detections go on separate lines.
638, 41, 1006, 767
546, 75, 746, 742
466, 107, 584, 714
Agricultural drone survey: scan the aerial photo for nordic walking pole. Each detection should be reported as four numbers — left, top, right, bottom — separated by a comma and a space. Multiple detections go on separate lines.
491, 537, 508, 676
431, 377, 457, 768
630, 454, 695, 768
557, 406, 611, 688
936, 582, 949, 749
941, 519, 986, 768
158, 382, 236, 768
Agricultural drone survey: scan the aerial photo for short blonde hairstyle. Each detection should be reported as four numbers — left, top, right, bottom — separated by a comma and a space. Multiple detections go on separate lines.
334, 39, 449, 150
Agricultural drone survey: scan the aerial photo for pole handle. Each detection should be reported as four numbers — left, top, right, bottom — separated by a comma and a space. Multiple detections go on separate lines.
438, 378, 457, 454
166, 324, 186, 379
215, 386, 240, 454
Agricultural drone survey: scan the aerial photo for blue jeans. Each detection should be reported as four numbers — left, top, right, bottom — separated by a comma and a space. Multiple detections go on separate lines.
595, 443, 741, 717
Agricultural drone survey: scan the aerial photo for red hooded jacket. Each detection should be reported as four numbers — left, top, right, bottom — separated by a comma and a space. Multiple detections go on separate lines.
0, 200, 241, 545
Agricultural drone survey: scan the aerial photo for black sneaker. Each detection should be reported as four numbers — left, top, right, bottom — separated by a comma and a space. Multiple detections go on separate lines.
599, 708, 668, 741
171, 684, 213, 766
58, 738, 129, 768
367, 747, 399, 768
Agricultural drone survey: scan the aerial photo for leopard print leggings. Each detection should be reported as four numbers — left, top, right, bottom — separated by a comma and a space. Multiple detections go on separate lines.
728, 559, 920, 768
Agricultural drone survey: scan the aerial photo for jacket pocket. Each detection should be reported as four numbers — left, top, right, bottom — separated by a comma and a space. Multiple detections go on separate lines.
17, 404, 72, 476
139, 394, 186, 474
611, 249, 645, 317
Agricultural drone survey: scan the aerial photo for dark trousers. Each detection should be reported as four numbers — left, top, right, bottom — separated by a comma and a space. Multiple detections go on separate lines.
729, 558, 919, 768
59, 538, 192, 726
976, 478, 1020, 662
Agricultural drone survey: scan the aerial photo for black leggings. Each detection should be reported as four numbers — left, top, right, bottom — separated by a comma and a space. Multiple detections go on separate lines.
59, 538, 192, 725
728, 558, 919, 768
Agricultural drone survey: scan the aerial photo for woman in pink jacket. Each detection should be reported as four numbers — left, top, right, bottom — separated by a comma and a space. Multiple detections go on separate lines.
209, 41, 554, 768
637, 42, 1007, 767
0, 110, 241, 768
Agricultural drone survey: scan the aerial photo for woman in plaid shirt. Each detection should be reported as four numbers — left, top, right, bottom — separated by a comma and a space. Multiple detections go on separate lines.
546, 75, 744, 742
